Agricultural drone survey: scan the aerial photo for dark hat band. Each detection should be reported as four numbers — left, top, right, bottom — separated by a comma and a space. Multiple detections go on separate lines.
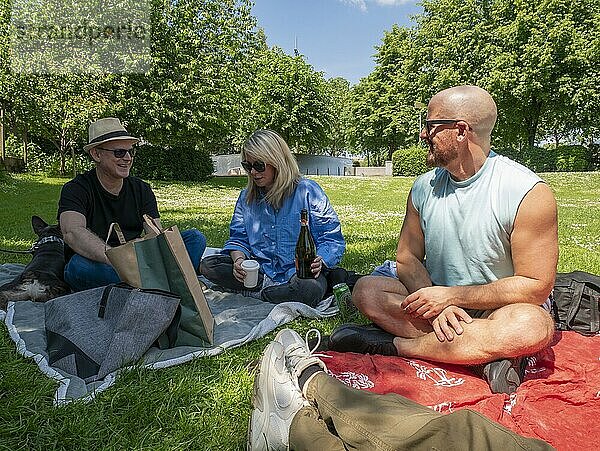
89, 130, 135, 144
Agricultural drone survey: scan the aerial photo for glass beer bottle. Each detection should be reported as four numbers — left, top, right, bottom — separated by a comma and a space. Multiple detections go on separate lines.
295, 209, 316, 279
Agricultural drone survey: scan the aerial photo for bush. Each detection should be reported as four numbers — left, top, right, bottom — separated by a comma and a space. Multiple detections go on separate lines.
493, 146, 520, 162
525, 146, 557, 172
45, 153, 94, 177
555, 145, 589, 172
494, 146, 556, 172
22, 140, 93, 176
392, 145, 428, 176
495, 144, 594, 173
132, 143, 214, 182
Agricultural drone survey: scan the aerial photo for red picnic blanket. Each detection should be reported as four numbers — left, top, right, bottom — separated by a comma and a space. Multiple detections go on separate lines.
324, 331, 600, 451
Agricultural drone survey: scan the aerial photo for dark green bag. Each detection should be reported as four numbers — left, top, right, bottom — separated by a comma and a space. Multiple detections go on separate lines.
105, 216, 214, 347
552, 271, 600, 336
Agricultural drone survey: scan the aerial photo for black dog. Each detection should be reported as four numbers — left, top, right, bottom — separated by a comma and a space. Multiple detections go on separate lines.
0, 216, 70, 310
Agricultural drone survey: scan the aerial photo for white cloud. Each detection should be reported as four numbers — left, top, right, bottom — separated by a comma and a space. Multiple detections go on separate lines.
338, 0, 413, 11
339, 0, 367, 12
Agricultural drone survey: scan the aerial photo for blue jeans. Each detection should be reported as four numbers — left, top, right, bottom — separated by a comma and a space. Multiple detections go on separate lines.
64, 228, 206, 292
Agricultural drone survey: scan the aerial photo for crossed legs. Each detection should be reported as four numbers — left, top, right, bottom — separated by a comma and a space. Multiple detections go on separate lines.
199, 254, 327, 307
351, 276, 555, 365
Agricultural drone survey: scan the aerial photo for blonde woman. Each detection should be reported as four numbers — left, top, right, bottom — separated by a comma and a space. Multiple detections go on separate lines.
200, 129, 345, 306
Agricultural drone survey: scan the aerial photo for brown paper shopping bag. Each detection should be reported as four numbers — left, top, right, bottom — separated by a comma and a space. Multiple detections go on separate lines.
105, 215, 214, 346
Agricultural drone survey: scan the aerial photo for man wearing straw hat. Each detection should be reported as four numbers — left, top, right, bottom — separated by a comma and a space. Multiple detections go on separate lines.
57, 117, 207, 291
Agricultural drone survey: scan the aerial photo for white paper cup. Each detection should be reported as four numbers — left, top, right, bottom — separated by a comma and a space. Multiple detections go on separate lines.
241, 259, 260, 288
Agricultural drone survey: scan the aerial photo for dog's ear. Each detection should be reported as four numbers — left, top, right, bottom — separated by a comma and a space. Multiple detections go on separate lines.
31, 215, 49, 235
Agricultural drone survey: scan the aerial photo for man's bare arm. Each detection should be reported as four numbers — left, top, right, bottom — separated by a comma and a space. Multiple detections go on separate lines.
396, 190, 433, 293
60, 211, 111, 264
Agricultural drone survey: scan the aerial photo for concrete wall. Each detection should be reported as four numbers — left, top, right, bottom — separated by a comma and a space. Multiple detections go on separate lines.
212, 154, 353, 177
349, 161, 393, 177
212, 154, 392, 177
212, 154, 243, 176
295, 154, 352, 176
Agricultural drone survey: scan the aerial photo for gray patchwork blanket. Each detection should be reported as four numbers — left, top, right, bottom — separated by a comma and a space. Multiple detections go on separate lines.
0, 263, 336, 405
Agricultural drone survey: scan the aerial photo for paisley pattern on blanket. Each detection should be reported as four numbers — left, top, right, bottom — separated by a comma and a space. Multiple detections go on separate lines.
325, 331, 600, 451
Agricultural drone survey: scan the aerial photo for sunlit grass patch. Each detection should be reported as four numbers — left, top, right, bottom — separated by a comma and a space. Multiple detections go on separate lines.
0, 171, 598, 449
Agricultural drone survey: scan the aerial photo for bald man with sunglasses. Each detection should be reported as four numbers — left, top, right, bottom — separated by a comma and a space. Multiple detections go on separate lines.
58, 118, 206, 291
329, 86, 558, 395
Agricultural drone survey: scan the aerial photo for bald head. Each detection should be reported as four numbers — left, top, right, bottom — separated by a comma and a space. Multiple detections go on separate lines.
429, 85, 497, 146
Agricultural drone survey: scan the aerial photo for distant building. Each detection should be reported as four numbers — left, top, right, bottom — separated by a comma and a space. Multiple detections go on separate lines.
212, 154, 353, 177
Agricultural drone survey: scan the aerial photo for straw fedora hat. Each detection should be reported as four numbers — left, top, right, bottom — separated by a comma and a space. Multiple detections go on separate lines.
84, 118, 139, 153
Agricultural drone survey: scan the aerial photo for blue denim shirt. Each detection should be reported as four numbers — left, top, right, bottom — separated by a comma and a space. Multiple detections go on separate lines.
223, 178, 345, 283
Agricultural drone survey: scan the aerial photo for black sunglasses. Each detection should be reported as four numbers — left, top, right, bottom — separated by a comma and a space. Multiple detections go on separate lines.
425, 119, 468, 136
97, 147, 136, 158
241, 160, 266, 173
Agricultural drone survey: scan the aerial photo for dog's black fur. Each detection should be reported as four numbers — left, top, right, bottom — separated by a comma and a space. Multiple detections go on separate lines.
0, 216, 70, 310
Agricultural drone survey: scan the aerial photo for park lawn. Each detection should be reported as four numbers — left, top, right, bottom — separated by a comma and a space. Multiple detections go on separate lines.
0, 172, 599, 450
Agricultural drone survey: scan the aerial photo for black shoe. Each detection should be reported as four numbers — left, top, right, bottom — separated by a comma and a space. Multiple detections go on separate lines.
329, 324, 398, 356
482, 357, 527, 394
307, 335, 330, 352
326, 267, 349, 288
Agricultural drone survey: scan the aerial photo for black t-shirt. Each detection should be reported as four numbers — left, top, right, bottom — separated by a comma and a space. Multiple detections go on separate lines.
58, 169, 160, 252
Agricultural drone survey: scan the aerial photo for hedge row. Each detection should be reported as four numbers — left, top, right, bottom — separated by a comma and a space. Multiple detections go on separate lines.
15, 141, 214, 182
392, 144, 599, 176
494, 144, 598, 173
132, 144, 214, 182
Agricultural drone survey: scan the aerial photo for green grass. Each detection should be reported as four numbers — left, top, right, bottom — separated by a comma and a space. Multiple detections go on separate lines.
0, 172, 599, 450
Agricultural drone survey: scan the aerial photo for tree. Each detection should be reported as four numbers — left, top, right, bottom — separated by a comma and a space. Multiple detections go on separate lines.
27, 75, 108, 175
361, 0, 600, 153
324, 77, 351, 156
347, 26, 424, 163
249, 47, 333, 152
374, 25, 427, 157
116, 0, 262, 153
2, 0, 265, 176
0, 0, 11, 160
2, 0, 145, 174
486, 0, 599, 148
347, 75, 383, 165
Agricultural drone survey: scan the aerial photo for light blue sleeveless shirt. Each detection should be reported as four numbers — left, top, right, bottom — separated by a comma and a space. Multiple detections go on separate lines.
411, 151, 542, 287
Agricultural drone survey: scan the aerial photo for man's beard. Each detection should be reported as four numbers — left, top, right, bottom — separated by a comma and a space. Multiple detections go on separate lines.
426, 142, 436, 167
426, 140, 457, 168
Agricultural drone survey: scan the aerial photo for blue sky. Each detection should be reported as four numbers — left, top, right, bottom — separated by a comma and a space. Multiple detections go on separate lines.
251, 0, 422, 85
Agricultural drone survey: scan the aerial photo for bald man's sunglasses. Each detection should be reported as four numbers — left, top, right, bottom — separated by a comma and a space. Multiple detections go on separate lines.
241, 160, 266, 173
425, 119, 469, 137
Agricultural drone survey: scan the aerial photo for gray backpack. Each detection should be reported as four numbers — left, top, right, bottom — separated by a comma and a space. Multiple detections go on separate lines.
45, 283, 180, 382
552, 271, 600, 336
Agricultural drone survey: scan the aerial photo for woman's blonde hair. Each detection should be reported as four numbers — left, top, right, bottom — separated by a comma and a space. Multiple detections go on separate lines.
242, 129, 301, 209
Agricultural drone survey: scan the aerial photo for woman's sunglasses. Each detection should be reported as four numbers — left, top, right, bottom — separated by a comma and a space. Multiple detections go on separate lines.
97, 147, 136, 158
241, 160, 266, 173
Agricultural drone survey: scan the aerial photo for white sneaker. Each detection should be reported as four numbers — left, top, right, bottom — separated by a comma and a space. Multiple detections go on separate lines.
273, 329, 328, 386
247, 340, 307, 451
